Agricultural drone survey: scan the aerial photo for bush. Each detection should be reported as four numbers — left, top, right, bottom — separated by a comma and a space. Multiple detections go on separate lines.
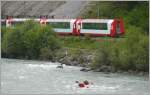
39, 47, 54, 60
92, 26, 149, 72
1, 20, 61, 60
91, 41, 112, 69
124, 26, 149, 71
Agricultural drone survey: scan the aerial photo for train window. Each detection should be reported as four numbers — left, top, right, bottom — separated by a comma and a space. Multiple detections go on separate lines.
82, 23, 107, 30
116, 21, 121, 34
48, 22, 70, 29
1, 21, 5, 26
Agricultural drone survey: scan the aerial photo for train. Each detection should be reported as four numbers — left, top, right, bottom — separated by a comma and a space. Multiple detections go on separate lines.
1, 17, 125, 37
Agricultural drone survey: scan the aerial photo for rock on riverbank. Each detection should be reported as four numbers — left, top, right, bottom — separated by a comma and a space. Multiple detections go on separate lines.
53, 48, 148, 76
55, 48, 94, 67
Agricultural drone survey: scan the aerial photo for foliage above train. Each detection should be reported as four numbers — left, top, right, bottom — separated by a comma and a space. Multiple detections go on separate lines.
1, 17, 125, 37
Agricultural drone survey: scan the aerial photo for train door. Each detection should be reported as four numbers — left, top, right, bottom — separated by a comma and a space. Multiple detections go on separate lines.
73, 19, 81, 35
115, 19, 125, 35
116, 21, 120, 34
70, 19, 76, 34
115, 20, 124, 36
6, 17, 13, 27
40, 17, 47, 26
76, 19, 81, 35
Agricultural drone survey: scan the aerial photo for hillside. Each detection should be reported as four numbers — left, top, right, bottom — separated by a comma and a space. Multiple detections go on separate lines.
1, 1, 89, 19
1, 1, 65, 18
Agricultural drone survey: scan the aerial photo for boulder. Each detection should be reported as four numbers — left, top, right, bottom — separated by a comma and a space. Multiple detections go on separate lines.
93, 65, 113, 72
80, 67, 91, 72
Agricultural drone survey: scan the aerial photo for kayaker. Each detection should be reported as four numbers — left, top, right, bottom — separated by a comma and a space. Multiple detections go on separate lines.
83, 80, 89, 85
75, 81, 85, 88
76, 80, 93, 88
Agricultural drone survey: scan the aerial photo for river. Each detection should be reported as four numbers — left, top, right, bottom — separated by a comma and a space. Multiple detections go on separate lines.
1, 58, 149, 95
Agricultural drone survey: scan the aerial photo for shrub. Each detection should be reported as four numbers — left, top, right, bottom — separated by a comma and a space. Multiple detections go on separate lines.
39, 47, 54, 60
92, 26, 149, 72
91, 41, 112, 69
125, 26, 149, 71
1, 20, 61, 60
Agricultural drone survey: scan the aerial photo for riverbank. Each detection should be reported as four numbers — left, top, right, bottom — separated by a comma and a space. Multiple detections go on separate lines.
51, 47, 148, 76
1, 57, 149, 77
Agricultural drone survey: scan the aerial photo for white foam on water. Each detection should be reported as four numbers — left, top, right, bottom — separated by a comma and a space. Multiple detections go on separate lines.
18, 76, 26, 79
1, 82, 4, 86
27, 64, 59, 70
66, 84, 120, 91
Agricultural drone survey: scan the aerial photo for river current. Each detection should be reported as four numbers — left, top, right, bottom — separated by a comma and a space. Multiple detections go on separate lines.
1, 58, 149, 95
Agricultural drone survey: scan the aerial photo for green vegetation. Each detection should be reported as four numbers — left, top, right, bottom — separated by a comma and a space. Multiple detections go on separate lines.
91, 26, 149, 72
60, 36, 100, 50
82, 1, 149, 72
1, 20, 61, 60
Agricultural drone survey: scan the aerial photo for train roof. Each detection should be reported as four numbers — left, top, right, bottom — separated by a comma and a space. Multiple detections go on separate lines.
1, 18, 115, 23
1, 18, 75, 22
46, 19, 75, 22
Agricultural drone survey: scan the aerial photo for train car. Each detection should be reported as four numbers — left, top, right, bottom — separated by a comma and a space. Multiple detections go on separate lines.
75, 19, 125, 37
2, 18, 125, 37
46, 19, 76, 35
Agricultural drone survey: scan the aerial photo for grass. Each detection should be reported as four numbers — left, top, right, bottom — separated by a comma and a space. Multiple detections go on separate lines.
59, 36, 124, 50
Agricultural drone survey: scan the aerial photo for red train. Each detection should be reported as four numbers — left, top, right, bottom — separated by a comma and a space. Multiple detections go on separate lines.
1, 17, 125, 37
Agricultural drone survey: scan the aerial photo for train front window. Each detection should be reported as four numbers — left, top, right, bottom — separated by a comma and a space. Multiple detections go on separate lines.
116, 21, 121, 34
48, 22, 70, 29
83, 23, 107, 30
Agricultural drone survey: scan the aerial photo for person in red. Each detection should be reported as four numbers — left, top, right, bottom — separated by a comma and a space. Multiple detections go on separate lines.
83, 80, 89, 85
75, 81, 85, 88
76, 80, 93, 88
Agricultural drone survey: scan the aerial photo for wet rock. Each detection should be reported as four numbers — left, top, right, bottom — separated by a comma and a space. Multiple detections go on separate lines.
122, 71, 128, 74
128, 70, 134, 74
99, 65, 112, 72
71, 61, 79, 66
93, 68, 101, 72
80, 67, 91, 72
55, 49, 96, 70
59, 57, 72, 65
138, 72, 144, 76
117, 70, 123, 73
92, 65, 113, 72
86, 55, 94, 62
